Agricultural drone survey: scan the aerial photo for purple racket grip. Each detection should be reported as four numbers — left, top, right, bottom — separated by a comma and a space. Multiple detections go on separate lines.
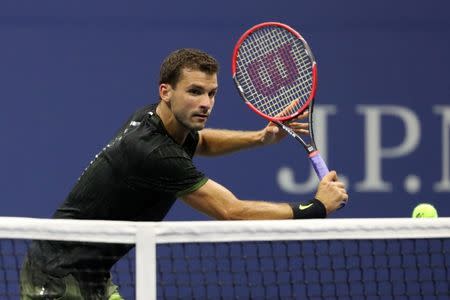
309, 151, 329, 180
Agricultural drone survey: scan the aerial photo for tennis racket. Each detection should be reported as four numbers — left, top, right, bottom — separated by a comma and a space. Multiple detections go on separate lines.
232, 22, 330, 181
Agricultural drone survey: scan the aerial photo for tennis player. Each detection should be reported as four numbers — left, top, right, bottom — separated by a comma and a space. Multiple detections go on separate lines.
20, 48, 348, 299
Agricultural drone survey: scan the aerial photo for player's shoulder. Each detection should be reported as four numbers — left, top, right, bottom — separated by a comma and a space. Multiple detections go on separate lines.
123, 120, 181, 155
129, 103, 157, 122
119, 102, 198, 159
121, 122, 172, 156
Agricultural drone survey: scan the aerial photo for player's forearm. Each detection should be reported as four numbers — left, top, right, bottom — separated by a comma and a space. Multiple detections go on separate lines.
182, 179, 327, 220
227, 200, 294, 220
196, 128, 264, 156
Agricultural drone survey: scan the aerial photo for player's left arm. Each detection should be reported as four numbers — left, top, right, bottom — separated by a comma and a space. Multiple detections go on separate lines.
196, 113, 308, 156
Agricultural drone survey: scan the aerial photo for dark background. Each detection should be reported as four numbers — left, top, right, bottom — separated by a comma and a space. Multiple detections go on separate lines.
1, 0, 449, 220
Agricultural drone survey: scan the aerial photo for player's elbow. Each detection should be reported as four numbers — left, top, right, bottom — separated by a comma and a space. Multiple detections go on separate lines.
212, 207, 237, 220
215, 200, 249, 220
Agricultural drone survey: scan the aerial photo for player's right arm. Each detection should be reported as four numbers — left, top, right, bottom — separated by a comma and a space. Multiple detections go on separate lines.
180, 171, 347, 220
181, 179, 294, 220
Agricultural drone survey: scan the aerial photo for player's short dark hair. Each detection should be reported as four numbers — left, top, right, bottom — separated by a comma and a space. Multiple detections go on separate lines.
159, 48, 219, 87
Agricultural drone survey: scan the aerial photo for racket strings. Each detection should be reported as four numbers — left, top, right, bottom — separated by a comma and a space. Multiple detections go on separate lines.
235, 26, 315, 119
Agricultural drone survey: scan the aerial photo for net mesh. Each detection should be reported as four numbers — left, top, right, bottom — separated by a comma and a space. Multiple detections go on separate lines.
234, 24, 315, 119
1, 217, 449, 299
157, 239, 450, 299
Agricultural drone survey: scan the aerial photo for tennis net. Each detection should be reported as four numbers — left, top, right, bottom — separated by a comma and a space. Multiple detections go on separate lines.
0, 217, 449, 299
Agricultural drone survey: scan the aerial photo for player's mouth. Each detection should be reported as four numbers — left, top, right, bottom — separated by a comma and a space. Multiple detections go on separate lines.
193, 113, 209, 121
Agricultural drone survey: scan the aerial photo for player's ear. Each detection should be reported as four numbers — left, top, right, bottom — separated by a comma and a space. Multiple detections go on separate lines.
159, 83, 173, 103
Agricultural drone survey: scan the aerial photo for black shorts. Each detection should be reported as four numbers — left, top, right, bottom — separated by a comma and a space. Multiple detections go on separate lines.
19, 257, 122, 299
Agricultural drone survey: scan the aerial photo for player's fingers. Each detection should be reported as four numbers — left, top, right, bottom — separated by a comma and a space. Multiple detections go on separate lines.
292, 109, 309, 121
333, 183, 345, 192
275, 99, 299, 118
286, 122, 308, 129
333, 183, 346, 195
323, 170, 337, 181
296, 129, 309, 135
334, 181, 346, 189
267, 126, 279, 134
290, 127, 309, 135
291, 115, 307, 122
287, 123, 309, 135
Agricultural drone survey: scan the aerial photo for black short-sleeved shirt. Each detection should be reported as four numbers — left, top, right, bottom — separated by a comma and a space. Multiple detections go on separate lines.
28, 104, 208, 278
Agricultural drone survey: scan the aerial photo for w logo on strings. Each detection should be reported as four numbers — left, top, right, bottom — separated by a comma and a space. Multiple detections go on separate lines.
246, 43, 299, 97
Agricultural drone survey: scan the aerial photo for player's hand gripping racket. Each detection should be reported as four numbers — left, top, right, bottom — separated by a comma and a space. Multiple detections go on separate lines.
232, 22, 331, 184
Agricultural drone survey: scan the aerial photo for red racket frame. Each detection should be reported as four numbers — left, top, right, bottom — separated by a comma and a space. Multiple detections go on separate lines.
231, 21, 318, 123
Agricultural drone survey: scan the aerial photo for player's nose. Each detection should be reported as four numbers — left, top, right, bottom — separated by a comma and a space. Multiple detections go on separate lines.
199, 94, 214, 110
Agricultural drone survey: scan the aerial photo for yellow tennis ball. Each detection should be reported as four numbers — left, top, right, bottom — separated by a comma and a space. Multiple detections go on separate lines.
412, 203, 438, 218
108, 292, 123, 300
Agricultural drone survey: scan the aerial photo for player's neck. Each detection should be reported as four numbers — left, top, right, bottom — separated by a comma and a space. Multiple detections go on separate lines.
155, 103, 189, 144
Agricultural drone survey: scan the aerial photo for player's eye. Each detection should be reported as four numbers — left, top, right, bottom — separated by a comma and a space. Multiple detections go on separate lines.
208, 90, 217, 98
188, 88, 202, 95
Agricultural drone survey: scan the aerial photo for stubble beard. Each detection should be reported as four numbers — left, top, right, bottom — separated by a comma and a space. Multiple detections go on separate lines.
175, 112, 206, 132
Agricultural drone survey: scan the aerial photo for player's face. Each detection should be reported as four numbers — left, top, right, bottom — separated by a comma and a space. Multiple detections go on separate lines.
169, 68, 218, 131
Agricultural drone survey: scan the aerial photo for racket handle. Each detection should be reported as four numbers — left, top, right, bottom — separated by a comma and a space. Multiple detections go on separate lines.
309, 151, 329, 180
309, 151, 347, 209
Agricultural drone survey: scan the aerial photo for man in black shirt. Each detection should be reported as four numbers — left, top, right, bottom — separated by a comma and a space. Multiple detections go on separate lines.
20, 48, 348, 299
